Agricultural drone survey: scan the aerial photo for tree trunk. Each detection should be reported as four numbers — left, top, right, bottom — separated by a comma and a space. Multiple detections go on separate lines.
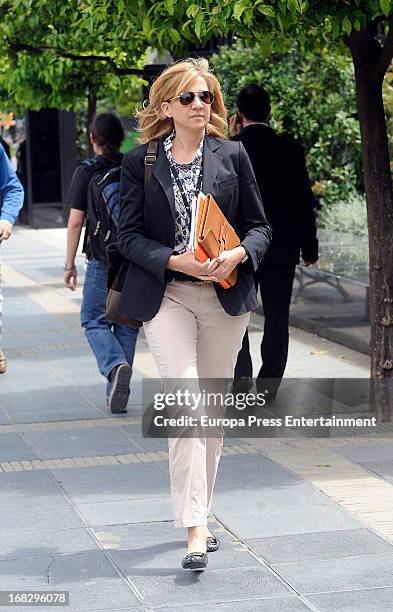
349, 29, 393, 418
86, 87, 97, 158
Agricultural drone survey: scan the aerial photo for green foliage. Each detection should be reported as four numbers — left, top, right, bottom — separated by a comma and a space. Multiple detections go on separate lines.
121, 131, 140, 153
212, 42, 362, 206
72, 75, 144, 158
1, 0, 392, 123
317, 193, 368, 236
0, 0, 391, 188
0, 0, 148, 114
177, 0, 393, 52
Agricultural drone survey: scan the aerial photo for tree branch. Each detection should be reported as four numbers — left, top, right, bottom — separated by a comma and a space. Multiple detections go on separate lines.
6, 39, 147, 77
375, 14, 393, 80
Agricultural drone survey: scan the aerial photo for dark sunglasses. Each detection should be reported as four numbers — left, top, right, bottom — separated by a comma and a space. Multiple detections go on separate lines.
167, 90, 215, 106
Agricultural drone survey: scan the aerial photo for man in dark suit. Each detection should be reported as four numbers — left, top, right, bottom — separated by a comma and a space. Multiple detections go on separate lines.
230, 84, 318, 400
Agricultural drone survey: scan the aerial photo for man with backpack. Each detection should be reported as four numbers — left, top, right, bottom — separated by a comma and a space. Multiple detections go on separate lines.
64, 113, 139, 414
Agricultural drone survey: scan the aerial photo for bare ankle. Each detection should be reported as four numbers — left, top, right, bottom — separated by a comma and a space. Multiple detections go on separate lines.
187, 526, 207, 552
188, 525, 206, 537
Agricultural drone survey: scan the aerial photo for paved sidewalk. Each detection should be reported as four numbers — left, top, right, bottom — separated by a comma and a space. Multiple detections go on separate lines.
1, 228, 393, 611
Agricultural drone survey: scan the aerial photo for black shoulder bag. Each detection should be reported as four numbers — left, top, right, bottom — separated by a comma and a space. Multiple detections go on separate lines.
105, 139, 158, 328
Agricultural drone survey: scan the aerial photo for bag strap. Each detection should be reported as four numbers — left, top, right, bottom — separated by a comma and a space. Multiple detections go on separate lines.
144, 139, 158, 189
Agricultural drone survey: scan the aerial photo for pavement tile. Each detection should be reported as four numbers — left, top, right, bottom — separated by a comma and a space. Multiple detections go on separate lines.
62, 480, 169, 504
85, 609, 144, 611
214, 479, 334, 513
213, 508, 361, 540
23, 428, 132, 445
245, 528, 393, 563
53, 462, 170, 502
0, 433, 39, 460
273, 552, 393, 594
92, 521, 216, 550
214, 454, 300, 492
126, 566, 291, 607
0, 378, 64, 398
47, 357, 101, 373
0, 504, 85, 535
37, 348, 101, 361
73, 386, 109, 406
121, 426, 245, 453
111, 540, 258, 574
308, 587, 393, 611
0, 470, 67, 509
359, 460, 393, 484
7, 406, 106, 423
334, 442, 393, 463
0, 445, 38, 460
27, 441, 139, 460
94, 521, 258, 572
44, 609, 144, 612
0, 354, 53, 373
3, 388, 94, 409
52, 461, 167, 485
0, 555, 63, 588
79, 497, 173, 526
153, 597, 311, 611
0, 550, 142, 610
53, 463, 170, 504
0, 433, 29, 447
213, 492, 361, 539
0, 528, 98, 560
23, 427, 140, 459
122, 425, 170, 452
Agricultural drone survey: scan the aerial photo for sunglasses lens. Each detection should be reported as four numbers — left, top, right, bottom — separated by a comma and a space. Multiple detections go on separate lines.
179, 92, 194, 105
177, 91, 214, 105
200, 91, 214, 104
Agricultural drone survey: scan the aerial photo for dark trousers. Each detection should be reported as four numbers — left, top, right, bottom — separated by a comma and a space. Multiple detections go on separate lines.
234, 264, 296, 390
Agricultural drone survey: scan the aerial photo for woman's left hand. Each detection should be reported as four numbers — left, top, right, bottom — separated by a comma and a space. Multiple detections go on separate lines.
208, 246, 245, 281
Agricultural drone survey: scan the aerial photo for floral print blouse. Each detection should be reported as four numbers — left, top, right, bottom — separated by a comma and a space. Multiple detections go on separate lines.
163, 133, 204, 253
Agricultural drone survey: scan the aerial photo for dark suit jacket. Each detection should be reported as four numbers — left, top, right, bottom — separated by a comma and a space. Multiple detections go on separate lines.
232, 125, 318, 266
117, 134, 272, 322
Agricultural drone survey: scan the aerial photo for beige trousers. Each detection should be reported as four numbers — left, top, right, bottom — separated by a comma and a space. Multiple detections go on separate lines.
143, 280, 250, 527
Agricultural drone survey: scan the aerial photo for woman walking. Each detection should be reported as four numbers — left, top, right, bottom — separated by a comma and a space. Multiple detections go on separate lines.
64, 113, 139, 413
117, 59, 271, 570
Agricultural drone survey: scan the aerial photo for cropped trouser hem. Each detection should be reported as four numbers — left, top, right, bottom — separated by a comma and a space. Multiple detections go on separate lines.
174, 517, 208, 528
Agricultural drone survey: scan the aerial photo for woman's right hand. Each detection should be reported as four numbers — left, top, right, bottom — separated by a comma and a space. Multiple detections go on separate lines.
167, 250, 218, 281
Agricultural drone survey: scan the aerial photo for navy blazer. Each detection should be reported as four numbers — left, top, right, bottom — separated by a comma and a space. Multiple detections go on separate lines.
117, 134, 272, 321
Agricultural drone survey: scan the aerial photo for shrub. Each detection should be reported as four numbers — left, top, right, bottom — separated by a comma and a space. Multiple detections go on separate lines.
317, 192, 368, 236
212, 42, 363, 208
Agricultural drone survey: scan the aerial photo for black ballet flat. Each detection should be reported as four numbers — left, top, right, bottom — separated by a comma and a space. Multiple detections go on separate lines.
181, 552, 208, 571
206, 535, 220, 553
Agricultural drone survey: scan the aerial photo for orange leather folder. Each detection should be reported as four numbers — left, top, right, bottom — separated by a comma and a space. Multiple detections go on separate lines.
194, 193, 240, 289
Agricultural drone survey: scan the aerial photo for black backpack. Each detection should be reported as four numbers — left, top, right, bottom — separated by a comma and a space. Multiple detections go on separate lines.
84, 160, 122, 261
106, 140, 158, 327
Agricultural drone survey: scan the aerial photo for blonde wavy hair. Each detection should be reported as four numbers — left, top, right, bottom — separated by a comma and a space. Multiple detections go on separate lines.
136, 58, 228, 143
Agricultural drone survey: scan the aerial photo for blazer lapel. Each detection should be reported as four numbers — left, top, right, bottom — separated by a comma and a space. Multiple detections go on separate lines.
152, 138, 176, 222
203, 136, 222, 195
